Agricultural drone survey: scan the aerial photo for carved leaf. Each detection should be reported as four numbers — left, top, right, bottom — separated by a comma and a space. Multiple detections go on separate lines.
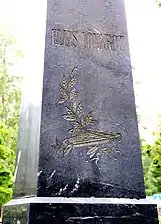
83, 111, 93, 126
62, 107, 77, 122
87, 148, 99, 161
80, 117, 85, 126
61, 75, 68, 88
73, 121, 82, 130
90, 157, 99, 163
69, 88, 78, 100
68, 128, 74, 134
60, 86, 68, 97
90, 152, 98, 159
76, 102, 83, 118
72, 101, 77, 111
101, 147, 110, 153
59, 86, 69, 103
64, 145, 73, 156
58, 96, 67, 104
66, 107, 76, 119
90, 157, 100, 169
62, 115, 75, 122
86, 146, 98, 156
68, 76, 78, 89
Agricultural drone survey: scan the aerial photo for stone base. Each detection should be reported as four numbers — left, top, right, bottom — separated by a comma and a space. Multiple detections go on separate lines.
3, 198, 159, 224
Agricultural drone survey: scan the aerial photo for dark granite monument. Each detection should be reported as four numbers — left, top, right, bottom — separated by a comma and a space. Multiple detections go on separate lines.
3, 0, 159, 223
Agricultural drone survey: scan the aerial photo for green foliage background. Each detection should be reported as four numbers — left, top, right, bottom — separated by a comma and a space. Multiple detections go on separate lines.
0, 29, 22, 206
141, 125, 161, 196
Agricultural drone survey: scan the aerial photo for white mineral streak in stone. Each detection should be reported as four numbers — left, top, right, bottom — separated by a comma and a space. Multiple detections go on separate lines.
37, 170, 43, 177
48, 170, 56, 180
67, 213, 143, 221
57, 184, 69, 196
71, 178, 80, 194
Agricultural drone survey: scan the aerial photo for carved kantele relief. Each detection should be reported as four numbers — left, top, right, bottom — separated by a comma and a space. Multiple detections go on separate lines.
51, 29, 124, 51
54, 68, 122, 168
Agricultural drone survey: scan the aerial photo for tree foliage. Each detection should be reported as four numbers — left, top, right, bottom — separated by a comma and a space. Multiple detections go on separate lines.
0, 123, 14, 206
0, 30, 22, 206
141, 123, 161, 196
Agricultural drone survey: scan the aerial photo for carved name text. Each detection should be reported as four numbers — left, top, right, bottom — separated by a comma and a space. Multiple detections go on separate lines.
51, 29, 124, 51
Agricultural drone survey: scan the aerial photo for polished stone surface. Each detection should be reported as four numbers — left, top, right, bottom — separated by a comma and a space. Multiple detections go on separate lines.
13, 0, 145, 199
3, 199, 159, 224
37, 0, 145, 198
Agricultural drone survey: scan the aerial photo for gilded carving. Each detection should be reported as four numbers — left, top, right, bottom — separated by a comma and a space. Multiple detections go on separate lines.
55, 68, 122, 168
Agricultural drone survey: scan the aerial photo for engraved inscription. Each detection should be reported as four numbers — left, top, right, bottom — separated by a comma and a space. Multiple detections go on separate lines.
52, 29, 124, 51
52, 29, 78, 47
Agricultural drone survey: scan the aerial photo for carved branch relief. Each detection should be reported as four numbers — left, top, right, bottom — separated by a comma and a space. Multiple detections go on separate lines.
54, 68, 122, 169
